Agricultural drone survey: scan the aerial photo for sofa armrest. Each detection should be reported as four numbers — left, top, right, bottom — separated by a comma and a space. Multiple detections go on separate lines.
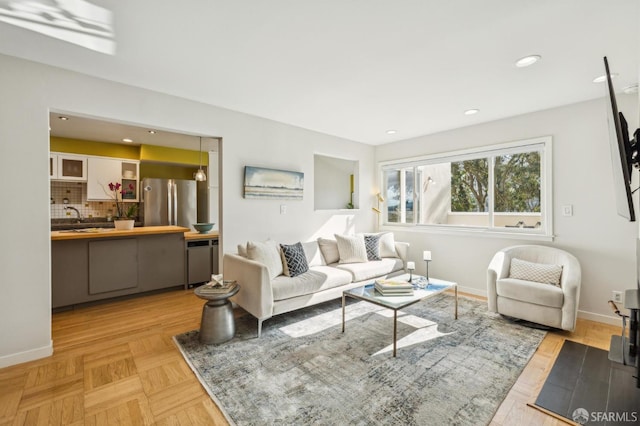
394, 242, 409, 264
223, 253, 274, 321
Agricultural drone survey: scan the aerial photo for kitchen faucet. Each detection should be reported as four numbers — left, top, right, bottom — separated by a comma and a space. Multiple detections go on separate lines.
64, 206, 82, 220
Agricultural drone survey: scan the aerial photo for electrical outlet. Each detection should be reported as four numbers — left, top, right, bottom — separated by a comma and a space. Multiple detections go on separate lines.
562, 205, 573, 217
612, 291, 623, 303
280, 205, 287, 215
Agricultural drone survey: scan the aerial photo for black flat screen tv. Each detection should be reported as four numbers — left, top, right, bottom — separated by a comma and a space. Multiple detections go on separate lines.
604, 56, 637, 222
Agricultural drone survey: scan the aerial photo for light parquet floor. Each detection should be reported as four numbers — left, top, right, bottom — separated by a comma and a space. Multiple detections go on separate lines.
0, 289, 621, 425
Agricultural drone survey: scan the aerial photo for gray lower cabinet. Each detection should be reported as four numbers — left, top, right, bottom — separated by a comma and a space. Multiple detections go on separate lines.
138, 233, 185, 291
89, 239, 138, 294
52, 232, 186, 309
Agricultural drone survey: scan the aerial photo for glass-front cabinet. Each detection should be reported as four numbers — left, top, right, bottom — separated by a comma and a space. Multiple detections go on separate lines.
86, 157, 140, 201
50, 153, 87, 181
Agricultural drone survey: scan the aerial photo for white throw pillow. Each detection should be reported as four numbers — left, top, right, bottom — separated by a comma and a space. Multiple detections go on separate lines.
334, 234, 368, 264
378, 232, 398, 258
509, 258, 563, 286
237, 243, 248, 258
318, 238, 340, 264
247, 240, 283, 279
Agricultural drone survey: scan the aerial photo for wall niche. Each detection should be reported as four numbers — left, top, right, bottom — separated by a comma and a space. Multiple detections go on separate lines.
314, 154, 358, 210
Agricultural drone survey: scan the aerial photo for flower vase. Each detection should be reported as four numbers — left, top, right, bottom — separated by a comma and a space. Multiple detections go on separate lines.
114, 219, 135, 230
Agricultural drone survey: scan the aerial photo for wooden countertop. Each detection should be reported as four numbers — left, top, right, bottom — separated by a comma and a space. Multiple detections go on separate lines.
184, 231, 219, 241
51, 226, 191, 241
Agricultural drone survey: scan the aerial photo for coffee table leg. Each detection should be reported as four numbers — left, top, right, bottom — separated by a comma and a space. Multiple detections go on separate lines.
393, 310, 397, 357
342, 293, 346, 333
455, 284, 458, 319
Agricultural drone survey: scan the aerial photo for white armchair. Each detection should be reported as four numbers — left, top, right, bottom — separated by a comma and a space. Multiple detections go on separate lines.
487, 245, 581, 331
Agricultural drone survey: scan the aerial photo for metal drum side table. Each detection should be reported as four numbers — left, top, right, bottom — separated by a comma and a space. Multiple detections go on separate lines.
194, 284, 240, 344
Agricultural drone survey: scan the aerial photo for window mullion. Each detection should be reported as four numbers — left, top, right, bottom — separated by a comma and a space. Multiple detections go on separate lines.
488, 156, 495, 228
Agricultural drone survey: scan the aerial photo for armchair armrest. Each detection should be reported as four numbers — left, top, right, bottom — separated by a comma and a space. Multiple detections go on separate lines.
559, 257, 582, 331
223, 253, 274, 321
487, 251, 510, 312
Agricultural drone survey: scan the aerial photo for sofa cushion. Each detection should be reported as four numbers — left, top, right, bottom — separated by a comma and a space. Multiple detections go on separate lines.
364, 234, 381, 260
509, 258, 563, 286
280, 242, 309, 277
301, 241, 325, 267
247, 239, 283, 280
271, 266, 353, 301
335, 258, 404, 282
318, 238, 340, 264
496, 277, 564, 308
335, 234, 368, 264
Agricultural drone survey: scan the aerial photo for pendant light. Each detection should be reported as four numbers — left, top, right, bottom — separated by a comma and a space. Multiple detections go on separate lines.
194, 136, 207, 181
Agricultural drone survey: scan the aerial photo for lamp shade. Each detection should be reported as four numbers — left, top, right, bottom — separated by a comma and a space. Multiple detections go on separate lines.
194, 168, 207, 181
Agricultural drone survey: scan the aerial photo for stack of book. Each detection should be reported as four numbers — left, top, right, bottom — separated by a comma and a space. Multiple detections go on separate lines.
199, 279, 238, 294
374, 279, 413, 296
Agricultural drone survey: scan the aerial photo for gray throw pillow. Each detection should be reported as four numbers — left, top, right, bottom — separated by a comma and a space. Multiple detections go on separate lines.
364, 234, 381, 260
280, 242, 309, 277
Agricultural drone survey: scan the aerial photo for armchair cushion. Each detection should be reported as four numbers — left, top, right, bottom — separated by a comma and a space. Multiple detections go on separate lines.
496, 278, 564, 308
509, 258, 563, 286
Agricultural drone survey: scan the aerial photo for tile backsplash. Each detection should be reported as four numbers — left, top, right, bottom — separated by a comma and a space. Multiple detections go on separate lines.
51, 181, 131, 219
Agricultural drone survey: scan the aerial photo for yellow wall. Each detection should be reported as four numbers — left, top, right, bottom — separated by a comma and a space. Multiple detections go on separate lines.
50, 137, 140, 159
139, 163, 203, 180
140, 144, 208, 166
49, 138, 207, 166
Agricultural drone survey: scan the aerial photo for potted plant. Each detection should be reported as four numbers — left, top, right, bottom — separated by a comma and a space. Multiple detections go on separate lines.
108, 182, 137, 230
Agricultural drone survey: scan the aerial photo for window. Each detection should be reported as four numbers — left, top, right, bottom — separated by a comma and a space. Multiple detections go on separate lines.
379, 137, 551, 236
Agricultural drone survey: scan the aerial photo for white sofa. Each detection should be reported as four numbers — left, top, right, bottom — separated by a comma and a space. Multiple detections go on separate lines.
224, 235, 409, 336
487, 245, 581, 331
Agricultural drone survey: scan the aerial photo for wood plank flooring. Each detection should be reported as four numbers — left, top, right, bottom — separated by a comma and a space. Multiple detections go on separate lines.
0, 289, 621, 425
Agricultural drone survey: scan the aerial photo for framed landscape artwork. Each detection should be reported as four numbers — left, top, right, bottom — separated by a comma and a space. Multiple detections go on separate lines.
243, 166, 304, 200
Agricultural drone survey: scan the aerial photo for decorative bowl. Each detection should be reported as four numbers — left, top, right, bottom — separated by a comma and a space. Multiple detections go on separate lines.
193, 223, 215, 233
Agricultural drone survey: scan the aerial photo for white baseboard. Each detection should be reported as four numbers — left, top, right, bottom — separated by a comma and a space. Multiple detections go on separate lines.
0, 340, 53, 369
577, 310, 622, 327
456, 285, 487, 298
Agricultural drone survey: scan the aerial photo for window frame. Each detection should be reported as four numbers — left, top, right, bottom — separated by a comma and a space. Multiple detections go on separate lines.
377, 136, 553, 240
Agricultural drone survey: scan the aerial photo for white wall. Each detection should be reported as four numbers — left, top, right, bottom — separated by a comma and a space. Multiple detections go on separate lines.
0, 54, 376, 367
376, 96, 639, 324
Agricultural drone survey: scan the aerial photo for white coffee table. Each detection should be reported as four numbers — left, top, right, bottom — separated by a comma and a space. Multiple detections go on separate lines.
342, 275, 457, 357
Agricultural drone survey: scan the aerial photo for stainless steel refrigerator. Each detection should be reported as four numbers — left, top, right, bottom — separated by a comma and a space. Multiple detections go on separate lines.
141, 178, 204, 228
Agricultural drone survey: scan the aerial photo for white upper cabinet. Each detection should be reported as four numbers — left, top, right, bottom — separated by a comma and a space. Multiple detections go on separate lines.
51, 153, 88, 181
87, 157, 139, 201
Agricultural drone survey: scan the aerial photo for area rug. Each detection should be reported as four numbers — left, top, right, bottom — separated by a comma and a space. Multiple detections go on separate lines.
174, 295, 546, 425
533, 340, 640, 425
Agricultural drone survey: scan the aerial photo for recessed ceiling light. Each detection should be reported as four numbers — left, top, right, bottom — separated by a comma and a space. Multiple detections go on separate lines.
148, 130, 156, 134
623, 84, 638, 94
58, 116, 69, 121
515, 55, 541, 68
122, 138, 133, 143
464, 109, 479, 115
593, 73, 618, 83
386, 130, 397, 135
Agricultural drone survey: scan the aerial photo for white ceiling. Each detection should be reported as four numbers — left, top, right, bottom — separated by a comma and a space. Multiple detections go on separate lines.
1, 0, 639, 145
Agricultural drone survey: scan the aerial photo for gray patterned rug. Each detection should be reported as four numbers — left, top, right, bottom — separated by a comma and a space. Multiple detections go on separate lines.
174, 295, 545, 425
